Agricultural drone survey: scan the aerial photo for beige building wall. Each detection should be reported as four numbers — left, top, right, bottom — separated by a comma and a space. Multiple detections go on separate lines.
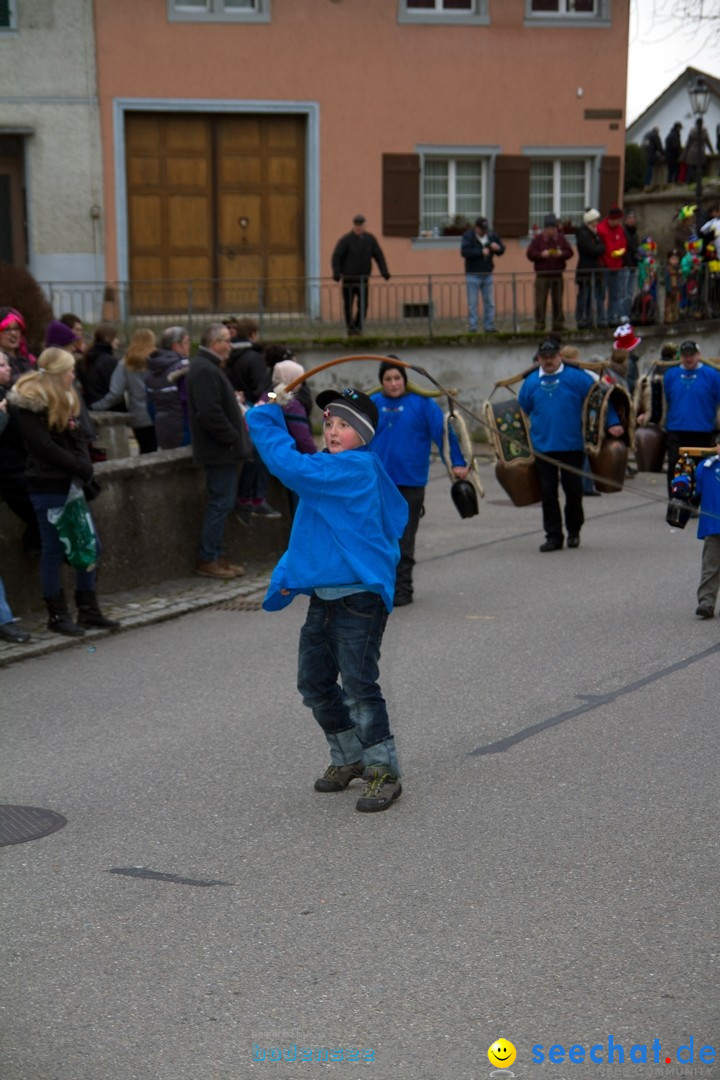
93, 0, 629, 288
0, 0, 103, 293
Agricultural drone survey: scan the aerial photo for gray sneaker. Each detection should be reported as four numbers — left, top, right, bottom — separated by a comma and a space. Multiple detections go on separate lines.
355, 768, 402, 813
314, 761, 364, 792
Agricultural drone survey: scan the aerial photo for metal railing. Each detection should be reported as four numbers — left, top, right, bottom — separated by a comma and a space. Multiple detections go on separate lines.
40, 269, 719, 341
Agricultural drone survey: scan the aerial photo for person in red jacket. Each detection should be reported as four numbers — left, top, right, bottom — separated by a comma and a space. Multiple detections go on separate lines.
597, 204, 627, 327
525, 214, 573, 332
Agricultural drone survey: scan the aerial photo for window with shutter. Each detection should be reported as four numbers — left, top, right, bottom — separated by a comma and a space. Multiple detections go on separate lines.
382, 154, 420, 238
168, 0, 270, 22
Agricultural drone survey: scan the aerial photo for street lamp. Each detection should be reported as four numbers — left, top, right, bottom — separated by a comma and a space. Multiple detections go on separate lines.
687, 75, 711, 228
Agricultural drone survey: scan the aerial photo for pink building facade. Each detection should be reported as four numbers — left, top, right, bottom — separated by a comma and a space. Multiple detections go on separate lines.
92, 0, 629, 316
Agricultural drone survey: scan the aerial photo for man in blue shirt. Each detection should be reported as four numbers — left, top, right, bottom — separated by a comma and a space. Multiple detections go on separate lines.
662, 341, 720, 495
518, 341, 624, 551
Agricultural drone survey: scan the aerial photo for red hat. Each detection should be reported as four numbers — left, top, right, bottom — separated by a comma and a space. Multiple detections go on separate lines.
613, 323, 642, 352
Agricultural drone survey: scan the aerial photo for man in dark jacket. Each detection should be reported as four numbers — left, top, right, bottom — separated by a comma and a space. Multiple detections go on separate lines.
664, 122, 683, 183
225, 317, 280, 523
526, 214, 573, 332
331, 215, 390, 335
460, 216, 505, 333
186, 323, 251, 580
574, 208, 605, 328
642, 126, 664, 187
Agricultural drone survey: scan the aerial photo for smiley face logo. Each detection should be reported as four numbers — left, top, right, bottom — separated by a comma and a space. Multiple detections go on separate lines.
488, 1039, 516, 1068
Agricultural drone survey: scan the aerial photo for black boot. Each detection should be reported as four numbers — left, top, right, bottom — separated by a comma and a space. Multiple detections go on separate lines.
75, 590, 120, 630
45, 591, 85, 637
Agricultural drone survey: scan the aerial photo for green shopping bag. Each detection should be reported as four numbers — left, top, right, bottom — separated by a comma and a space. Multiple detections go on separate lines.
47, 483, 98, 570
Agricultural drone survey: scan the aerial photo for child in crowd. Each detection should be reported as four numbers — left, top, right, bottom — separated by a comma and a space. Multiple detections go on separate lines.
246, 386, 408, 813
663, 250, 681, 323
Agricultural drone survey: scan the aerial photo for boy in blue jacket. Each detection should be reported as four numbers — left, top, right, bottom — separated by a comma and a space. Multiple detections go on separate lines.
247, 386, 408, 812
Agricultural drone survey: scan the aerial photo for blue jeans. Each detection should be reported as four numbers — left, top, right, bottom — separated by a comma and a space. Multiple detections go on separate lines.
0, 576, 14, 625
602, 268, 624, 326
199, 463, 238, 563
466, 272, 495, 331
575, 270, 604, 327
297, 591, 399, 776
29, 491, 99, 596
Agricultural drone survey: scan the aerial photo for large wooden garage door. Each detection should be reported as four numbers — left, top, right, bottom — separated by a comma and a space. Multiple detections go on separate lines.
126, 113, 305, 315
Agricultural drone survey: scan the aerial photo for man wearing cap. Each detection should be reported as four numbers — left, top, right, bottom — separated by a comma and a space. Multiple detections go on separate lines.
460, 216, 505, 333
247, 385, 408, 813
657, 341, 720, 495
575, 208, 605, 329
597, 205, 627, 326
525, 214, 573, 333
331, 215, 390, 335
519, 340, 624, 551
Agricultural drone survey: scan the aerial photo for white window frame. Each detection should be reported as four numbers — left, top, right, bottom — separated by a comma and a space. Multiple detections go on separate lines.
398, 0, 489, 26
417, 147, 497, 237
168, 0, 270, 23
525, 149, 599, 235
0, 0, 18, 32
524, 0, 610, 27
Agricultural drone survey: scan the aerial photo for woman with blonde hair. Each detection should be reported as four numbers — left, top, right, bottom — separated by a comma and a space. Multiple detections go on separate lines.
91, 327, 158, 453
9, 348, 119, 636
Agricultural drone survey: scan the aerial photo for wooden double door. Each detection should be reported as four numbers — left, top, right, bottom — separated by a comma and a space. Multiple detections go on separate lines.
126, 112, 305, 315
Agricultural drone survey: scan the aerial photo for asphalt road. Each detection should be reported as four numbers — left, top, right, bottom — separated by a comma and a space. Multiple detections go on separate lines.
2, 459, 719, 1080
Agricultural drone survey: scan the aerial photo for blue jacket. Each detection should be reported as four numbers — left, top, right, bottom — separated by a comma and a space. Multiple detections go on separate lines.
369, 391, 466, 487
518, 364, 597, 453
664, 363, 720, 432
247, 405, 408, 612
694, 452, 720, 539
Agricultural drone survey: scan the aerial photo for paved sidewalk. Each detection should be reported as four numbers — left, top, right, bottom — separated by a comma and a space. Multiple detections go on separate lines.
0, 565, 273, 669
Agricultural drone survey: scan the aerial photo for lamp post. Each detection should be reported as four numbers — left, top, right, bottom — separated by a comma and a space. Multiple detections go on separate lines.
687, 75, 711, 229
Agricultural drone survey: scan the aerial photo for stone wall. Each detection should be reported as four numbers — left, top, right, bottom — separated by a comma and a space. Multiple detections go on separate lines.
0, 448, 289, 616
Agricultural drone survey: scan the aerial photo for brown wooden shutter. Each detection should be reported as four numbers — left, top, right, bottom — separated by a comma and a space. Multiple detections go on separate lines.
493, 155, 530, 237
599, 155, 622, 215
382, 154, 420, 237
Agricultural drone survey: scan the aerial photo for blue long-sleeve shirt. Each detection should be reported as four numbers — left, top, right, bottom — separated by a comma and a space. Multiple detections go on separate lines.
246, 404, 408, 612
693, 452, 720, 539
664, 363, 720, 432
518, 364, 598, 453
369, 391, 466, 487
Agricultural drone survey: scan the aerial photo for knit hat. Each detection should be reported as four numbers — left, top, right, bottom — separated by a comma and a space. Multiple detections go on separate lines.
608, 204, 624, 219
316, 387, 378, 445
38, 347, 75, 375
613, 323, 642, 352
543, 213, 558, 228
583, 208, 601, 225
271, 358, 305, 387
378, 358, 408, 386
44, 320, 77, 349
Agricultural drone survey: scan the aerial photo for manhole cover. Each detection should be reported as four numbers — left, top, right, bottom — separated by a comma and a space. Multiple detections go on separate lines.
0, 804, 67, 847
213, 595, 265, 611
